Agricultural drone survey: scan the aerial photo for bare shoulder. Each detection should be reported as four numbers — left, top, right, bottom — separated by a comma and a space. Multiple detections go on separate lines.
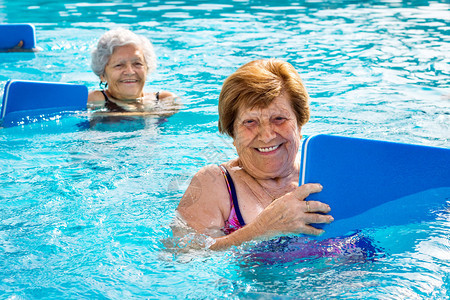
179, 164, 225, 207
196, 164, 224, 181
158, 90, 177, 101
87, 90, 106, 103
177, 164, 231, 232
154, 90, 181, 116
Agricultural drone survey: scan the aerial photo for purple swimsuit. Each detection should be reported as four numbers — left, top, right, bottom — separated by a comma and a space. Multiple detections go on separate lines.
219, 165, 246, 234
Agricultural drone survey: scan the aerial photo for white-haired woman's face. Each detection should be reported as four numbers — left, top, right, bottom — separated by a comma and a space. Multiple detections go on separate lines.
101, 44, 148, 99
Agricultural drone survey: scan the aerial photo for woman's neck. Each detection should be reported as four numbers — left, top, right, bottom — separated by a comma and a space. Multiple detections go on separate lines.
235, 157, 300, 188
229, 158, 299, 202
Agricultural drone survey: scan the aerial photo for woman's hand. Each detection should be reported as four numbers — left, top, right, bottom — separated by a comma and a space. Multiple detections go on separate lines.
211, 183, 333, 250
5, 40, 41, 53
252, 183, 333, 236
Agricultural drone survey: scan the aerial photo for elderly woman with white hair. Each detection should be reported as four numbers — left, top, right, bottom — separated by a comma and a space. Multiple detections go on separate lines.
88, 28, 177, 113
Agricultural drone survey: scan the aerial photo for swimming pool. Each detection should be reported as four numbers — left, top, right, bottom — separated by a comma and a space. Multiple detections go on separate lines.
1, 0, 449, 298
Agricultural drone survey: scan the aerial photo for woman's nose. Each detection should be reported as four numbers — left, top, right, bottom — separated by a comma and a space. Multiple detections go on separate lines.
123, 63, 135, 74
258, 122, 276, 143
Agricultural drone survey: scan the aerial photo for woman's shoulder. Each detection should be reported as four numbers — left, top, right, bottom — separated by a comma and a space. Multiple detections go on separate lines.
178, 164, 230, 211
220, 159, 241, 176
192, 161, 244, 191
149, 90, 180, 116
189, 164, 234, 196
156, 90, 177, 101
143, 90, 176, 100
87, 90, 106, 103
194, 164, 224, 182
178, 163, 233, 233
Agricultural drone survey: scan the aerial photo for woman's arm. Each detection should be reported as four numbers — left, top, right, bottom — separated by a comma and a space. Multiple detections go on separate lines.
176, 165, 231, 234
177, 166, 334, 250
209, 183, 333, 250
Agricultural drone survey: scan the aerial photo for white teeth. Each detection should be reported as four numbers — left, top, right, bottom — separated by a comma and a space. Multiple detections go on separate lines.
257, 145, 280, 152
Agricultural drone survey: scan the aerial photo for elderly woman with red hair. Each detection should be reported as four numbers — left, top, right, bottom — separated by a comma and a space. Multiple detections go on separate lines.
177, 58, 333, 250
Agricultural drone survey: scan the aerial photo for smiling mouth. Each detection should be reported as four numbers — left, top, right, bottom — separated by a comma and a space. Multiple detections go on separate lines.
121, 79, 139, 83
256, 144, 281, 153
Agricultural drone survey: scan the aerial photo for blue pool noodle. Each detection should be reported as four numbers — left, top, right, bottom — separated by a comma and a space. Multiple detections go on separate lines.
299, 134, 450, 235
1, 80, 88, 127
0, 23, 36, 50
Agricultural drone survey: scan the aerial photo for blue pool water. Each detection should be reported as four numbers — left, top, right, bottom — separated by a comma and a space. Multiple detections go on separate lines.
1, 0, 449, 298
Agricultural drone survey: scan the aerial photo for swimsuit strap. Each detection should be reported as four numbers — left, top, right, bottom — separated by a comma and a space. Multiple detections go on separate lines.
101, 90, 108, 100
219, 165, 246, 227
101, 90, 127, 112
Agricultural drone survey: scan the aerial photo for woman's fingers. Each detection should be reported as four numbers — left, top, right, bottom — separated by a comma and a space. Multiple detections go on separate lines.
303, 200, 331, 214
301, 225, 325, 236
302, 200, 334, 224
294, 184, 334, 226
304, 207, 334, 224
292, 183, 331, 214
14, 40, 24, 49
268, 183, 334, 235
292, 183, 323, 200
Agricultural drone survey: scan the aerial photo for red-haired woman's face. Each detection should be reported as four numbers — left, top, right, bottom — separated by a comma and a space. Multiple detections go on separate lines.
233, 93, 302, 179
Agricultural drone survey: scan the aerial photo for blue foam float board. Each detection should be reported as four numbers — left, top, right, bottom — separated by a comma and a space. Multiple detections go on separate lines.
0, 23, 36, 50
299, 134, 450, 237
1, 80, 88, 127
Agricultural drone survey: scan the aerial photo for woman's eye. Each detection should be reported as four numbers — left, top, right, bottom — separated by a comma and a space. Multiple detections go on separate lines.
243, 120, 256, 127
114, 64, 123, 68
134, 62, 144, 67
272, 116, 286, 124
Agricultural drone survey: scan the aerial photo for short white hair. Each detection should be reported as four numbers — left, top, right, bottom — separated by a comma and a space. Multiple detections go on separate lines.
91, 28, 157, 77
